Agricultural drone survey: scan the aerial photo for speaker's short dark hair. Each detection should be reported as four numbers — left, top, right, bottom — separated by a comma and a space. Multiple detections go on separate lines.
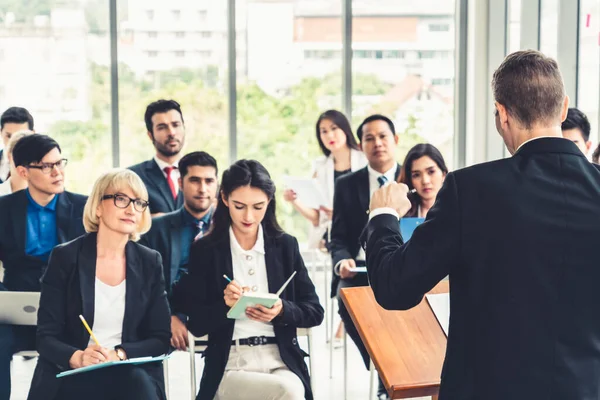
562, 108, 591, 142
357, 114, 396, 142
12, 134, 61, 168
179, 151, 218, 179
1, 107, 34, 131
144, 99, 184, 134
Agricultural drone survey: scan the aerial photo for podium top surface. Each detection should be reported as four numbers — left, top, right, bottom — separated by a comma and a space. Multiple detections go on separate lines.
340, 280, 448, 399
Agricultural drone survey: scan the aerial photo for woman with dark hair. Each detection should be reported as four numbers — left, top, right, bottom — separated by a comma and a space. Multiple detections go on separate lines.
398, 143, 448, 218
283, 110, 367, 248
172, 160, 324, 400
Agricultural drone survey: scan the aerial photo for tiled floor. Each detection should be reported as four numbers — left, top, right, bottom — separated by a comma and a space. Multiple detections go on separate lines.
10, 267, 432, 400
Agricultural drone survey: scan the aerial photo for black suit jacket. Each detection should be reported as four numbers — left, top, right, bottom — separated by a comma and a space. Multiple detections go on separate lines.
27, 233, 171, 400
0, 190, 87, 291
140, 208, 184, 295
171, 231, 324, 400
364, 138, 600, 400
129, 159, 183, 214
328, 165, 400, 297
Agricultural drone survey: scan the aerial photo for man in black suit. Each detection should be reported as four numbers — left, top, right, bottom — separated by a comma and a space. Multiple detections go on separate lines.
129, 99, 186, 215
561, 107, 592, 156
0, 134, 87, 399
365, 50, 600, 400
141, 151, 218, 351
0, 107, 34, 183
329, 114, 399, 399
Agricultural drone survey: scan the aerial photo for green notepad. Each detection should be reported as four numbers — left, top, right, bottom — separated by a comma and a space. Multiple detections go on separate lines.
226, 271, 297, 320
56, 354, 170, 378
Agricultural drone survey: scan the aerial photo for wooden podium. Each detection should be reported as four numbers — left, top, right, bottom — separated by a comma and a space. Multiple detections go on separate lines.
340, 281, 448, 399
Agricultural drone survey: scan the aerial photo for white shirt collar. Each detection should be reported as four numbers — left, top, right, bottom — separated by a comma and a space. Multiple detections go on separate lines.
229, 224, 266, 255
153, 155, 178, 171
367, 163, 397, 183
515, 136, 563, 153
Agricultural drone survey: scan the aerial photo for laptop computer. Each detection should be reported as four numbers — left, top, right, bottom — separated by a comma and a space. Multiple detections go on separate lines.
0, 291, 40, 325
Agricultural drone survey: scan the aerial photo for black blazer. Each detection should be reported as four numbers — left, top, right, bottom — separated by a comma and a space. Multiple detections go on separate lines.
27, 233, 171, 400
140, 208, 185, 295
129, 159, 183, 215
364, 138, 600, 400
328, 165, 400, 297
0, 190, 87, 291
171, 231, 324, 400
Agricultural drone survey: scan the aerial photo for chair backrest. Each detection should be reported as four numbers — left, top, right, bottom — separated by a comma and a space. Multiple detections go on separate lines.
0, 291, 40, 325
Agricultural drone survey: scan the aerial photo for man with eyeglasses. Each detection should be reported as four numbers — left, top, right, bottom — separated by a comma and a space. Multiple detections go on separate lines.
141, 151, 218, 352
0, 134, 87, 399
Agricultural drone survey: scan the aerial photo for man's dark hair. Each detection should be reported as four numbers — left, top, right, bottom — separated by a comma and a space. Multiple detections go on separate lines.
492, 50, 565, 129
1, 107, 34, 131
562, 107, 591, 142
144, 99, 184, 134
12, 134, 61, 168
356, 114, 396, 142
179, 151, 218, 179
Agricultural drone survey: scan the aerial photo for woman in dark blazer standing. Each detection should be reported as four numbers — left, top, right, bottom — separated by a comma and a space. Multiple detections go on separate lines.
27, 169, 171, 400
172, 159, 324, 400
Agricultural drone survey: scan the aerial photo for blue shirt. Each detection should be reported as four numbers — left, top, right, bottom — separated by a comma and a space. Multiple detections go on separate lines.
25, 189, 59, 262
177, 207, 212, 283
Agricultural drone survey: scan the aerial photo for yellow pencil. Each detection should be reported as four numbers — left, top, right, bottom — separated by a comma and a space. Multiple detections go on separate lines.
79, 314, 100, 346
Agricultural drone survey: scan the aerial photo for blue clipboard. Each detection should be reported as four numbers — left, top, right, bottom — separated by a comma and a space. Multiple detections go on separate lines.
56, 354, 170, 378
399, 217, 425, 241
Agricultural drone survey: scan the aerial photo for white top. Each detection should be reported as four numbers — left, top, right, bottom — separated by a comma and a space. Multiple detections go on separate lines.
309, 148, 368, 248
0, 150, 9, 182
0, 178, 12, 197
355, 164, 398, 261
229, 225, 276, 340
89, 278, 126, 349
153, 155, 180, 195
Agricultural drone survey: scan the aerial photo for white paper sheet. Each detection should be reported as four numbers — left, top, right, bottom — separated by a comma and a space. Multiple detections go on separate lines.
426, 293, 450, 337
283, 176, 329, 209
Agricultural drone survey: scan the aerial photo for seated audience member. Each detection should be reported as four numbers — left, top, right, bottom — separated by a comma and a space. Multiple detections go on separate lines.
172, 159, 324, 400
141, 151, 218, 351
0, 107, 34, 183
329, 114, 400, 399
0, 130, 33, 196
129, 100, 185, 215
561, 107, 591, 156
0, 134, 87, 400
593, 144, 600, 164
283, 110, 367, 248
28, 169, 171, 400
398, 144, 448, 218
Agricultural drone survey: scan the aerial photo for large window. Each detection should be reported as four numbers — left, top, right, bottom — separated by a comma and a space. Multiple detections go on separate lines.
0, 1, 111, 194
236, 0, 342, 241
540, 0, 559, 58
578, 0, 599, 143
118, 1, 229, 173
351, 0, 457, 168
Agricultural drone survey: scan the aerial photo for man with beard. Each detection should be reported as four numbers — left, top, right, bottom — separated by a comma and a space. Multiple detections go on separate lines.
129, 99, 186, 215
140, 151, 218, 351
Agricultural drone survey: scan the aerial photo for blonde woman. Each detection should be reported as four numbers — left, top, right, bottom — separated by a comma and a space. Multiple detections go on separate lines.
0, 130, 32, 196
28, 169, 171, 400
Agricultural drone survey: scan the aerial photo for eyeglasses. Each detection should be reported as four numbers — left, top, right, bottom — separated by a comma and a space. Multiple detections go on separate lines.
27, 159, 68, 174
102, 193, 149, 212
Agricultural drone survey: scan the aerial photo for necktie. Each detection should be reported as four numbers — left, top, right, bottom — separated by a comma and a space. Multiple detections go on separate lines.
163, 166, 177, 200
377, 175, 388, 188
194, 221, 205, 242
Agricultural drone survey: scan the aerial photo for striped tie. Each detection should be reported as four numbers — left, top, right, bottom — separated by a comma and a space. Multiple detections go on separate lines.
194, 221, 205, 242
377, 175, 388, 188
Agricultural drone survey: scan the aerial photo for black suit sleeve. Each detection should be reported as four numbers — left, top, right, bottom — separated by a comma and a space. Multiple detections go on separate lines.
36, 246, 80, 369
171, 243, 230, 337
272, 237, 324, 328
329, 178, 353, 266
365, 172, 461, 310
119, 252, 171, 358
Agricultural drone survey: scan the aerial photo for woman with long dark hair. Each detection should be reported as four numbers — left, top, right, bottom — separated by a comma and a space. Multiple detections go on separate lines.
398, 143, 448, 218
172, 160, 324, 400
283, 110, 366, 247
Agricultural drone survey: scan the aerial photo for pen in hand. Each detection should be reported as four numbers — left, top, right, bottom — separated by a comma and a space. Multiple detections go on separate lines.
79, 314, 100, 347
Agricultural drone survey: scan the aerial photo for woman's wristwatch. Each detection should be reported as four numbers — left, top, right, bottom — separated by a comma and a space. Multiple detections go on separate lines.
115, 346, 127, 361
